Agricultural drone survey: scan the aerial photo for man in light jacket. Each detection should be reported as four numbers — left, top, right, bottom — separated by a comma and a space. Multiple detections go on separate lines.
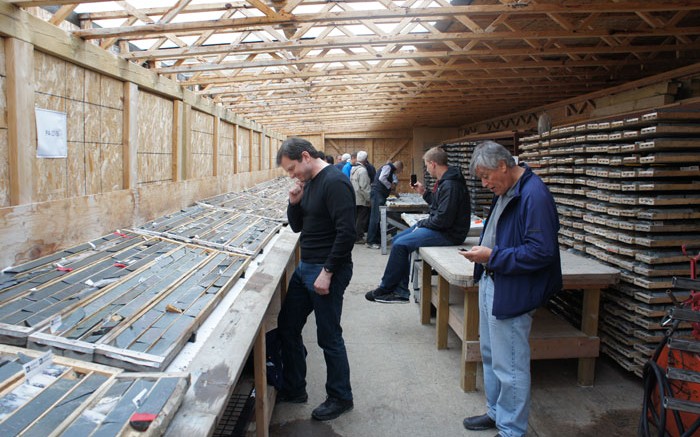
350, 151, 371, 243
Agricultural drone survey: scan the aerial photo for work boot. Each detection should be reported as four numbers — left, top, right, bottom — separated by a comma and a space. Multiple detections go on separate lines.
463, 413, 496, 430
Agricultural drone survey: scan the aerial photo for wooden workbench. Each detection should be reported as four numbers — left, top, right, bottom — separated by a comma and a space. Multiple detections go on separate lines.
419, 238, 619, 391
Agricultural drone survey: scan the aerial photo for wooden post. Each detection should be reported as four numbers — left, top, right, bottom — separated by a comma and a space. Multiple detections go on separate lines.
436, 275, 449, 349
181, 104, 191, 180
248, 129, 254, 172
578, 287, 601, 386
212, 116, 220, 177
420, 259, 432, 324
172, 100, 185, 182
462, 287, 479, 391
254, 323, 269, 437
123, 82, 138, 189
6, 38, 34, 206
233, 124, 239, 174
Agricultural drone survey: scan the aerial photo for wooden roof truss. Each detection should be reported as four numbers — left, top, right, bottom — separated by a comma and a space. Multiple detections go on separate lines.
15, 0, 700, 134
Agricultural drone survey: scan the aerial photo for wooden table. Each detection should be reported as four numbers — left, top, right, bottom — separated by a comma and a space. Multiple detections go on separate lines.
380, 194, 429, 254
167, 229, 299, 437
419, 238, 620, 391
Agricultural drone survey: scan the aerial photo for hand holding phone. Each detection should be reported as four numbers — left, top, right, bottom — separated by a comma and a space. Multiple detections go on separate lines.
410, 174, 417, 186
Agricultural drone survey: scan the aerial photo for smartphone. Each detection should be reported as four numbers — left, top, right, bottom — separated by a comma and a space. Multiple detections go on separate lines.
410, 174, 417, 186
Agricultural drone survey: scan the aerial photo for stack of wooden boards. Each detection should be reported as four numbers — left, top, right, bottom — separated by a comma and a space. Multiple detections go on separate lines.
0, 345, 189, 436
519, 110, 700, 375
0, 178, 293, 375
426, 141, 492, 218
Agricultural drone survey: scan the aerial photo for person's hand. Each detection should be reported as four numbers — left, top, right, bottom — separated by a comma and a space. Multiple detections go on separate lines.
458, 246, 492, 264
289, 181, 304, 205
412, 181, 426, 195
314, 270, 332, 295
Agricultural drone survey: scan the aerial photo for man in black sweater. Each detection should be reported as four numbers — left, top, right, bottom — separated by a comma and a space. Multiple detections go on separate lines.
366, 146, 471, 303
276, 138, 356, 421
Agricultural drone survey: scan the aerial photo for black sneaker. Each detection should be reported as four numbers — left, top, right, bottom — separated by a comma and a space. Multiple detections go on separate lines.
311, 397, 354, 421
365, 288, 391, 302
276, 389, 308, 404
374, 292, 409, 304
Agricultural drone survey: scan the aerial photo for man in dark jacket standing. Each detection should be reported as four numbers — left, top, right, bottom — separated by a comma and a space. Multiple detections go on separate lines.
276, 138, 356, 421
366, 146, 471, 303
459, 141, 562, 437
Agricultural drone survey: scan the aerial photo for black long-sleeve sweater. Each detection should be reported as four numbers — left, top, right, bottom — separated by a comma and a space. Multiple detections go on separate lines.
287, 165, 356, 272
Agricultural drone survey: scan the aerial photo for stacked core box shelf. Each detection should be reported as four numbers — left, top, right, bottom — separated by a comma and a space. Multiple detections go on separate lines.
429, 141, 492, 218
519, 109, 700, 375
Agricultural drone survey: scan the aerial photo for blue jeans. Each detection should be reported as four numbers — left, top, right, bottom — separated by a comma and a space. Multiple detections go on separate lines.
479, 275, 534, 437
278, 261, 353, 401
378, 225, 454, 299
366, 189, 388, 245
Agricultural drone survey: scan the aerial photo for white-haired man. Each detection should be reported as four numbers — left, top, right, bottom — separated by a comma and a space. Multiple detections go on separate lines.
350, 151, 371, 243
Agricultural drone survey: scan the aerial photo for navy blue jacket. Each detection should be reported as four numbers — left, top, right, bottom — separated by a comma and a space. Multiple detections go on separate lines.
474, 164, 562, 319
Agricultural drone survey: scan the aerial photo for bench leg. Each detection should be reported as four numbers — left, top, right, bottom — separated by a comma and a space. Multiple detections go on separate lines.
578, 287, 601, 386
254, 323, 270, 437
461, 288, 479, 391
436, 275, 449, 349
420, 259, 432, 324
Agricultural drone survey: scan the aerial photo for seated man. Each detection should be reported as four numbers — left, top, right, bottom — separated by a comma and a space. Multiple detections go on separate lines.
366, 146, 471, 303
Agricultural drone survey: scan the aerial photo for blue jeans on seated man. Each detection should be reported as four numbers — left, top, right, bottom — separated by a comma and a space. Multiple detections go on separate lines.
377, 225, 455, 299
479, 275, 534, 437
278, 261, 354, 401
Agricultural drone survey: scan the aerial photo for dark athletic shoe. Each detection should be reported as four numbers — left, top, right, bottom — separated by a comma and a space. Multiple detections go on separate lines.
276, 390, 308, 404
374, 292, 409, 304
311, 397, 354, 421
365, 288, 391, 302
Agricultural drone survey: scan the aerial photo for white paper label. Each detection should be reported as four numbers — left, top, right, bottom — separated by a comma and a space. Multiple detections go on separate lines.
50, 315, 62, 334
23, 351, 53, 383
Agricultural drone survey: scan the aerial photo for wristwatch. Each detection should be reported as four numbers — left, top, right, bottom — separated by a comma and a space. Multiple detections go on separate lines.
323, 266, 333, 274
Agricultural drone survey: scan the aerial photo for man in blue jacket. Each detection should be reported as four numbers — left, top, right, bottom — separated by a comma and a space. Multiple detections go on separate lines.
366, 146, 471, 303
459, 141, 562, 437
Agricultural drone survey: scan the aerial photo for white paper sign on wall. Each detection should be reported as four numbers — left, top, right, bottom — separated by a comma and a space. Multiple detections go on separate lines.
35, 108, 68, 158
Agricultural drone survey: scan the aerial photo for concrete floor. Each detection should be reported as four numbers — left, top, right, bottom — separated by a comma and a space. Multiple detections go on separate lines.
270, 244, 643, 437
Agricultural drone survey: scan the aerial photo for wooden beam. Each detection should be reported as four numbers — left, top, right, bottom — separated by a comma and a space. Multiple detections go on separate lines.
48, 4, 78, 26
123, 82, 139, 189
5, 37, 34, 206
72, 4, 700, 40
10, 0, 114, 5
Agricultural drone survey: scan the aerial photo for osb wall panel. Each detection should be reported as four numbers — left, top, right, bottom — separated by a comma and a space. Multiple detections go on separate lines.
137, 91, 173, 184
251, 131, 261, 172
238, 127, 251, 173
301, 134, 323, 153
219, 121, 235, 176
33, 51, 124, 201
190, 109, 214, 179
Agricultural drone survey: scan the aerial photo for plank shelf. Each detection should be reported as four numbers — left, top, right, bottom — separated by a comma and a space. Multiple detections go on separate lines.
520, 107, 700, 375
